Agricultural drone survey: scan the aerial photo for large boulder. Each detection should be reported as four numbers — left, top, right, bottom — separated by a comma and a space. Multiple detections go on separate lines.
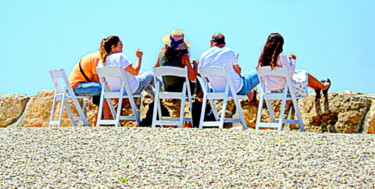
1, 90, 374, 134
255, 91, 374, 133
0, 94, 30, 127
22, 90, 98, 127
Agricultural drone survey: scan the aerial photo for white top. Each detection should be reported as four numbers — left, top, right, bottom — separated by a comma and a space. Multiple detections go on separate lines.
262, 53, 296, 90
198, 47, 243, 93
97, 53, 139, 93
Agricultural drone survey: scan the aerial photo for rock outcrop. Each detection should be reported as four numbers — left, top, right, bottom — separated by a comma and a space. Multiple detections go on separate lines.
0, 94, 30, 127
1, 90, 374, 133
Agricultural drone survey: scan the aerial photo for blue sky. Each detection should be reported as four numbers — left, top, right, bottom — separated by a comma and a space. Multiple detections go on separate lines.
1, 0, 374, 95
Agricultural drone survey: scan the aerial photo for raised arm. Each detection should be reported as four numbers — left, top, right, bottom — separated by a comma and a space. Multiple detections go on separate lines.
125, 49, 143, 75
233, 53, 241, 75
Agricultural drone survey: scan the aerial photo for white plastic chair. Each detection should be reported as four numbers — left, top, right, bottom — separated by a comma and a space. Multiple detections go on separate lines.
198, 66, 248, 129
151, 66, 193, 128
48, 69, 90, 127
256, 66, 305, 131
96, 66, 141, 127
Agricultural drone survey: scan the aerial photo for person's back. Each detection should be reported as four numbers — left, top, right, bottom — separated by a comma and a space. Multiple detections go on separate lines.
155, 29, 197, 94
69, 51, 100, 90
159, 50, 185, 92
258, 33, 331, 98
98, 52, 139, 93
199, 46, 243, 93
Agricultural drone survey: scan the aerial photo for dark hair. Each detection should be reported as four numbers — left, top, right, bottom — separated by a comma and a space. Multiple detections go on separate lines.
99, 36, 120, 64
211, 33, 225, 45
258, 33, 284, 70
164, 45, 189, 59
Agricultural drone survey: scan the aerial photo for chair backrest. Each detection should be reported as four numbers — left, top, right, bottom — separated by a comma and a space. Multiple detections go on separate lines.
199, 66, 237, 95
96, 66, 133, 94
49, 69, 75, 95
153, 66, 191, 95
257, 65, 293, 93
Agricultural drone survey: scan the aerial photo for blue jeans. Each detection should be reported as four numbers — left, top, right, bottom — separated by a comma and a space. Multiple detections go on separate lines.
133, 71, 162, 98
73, 82, 102, 96
237, 70, 259, 95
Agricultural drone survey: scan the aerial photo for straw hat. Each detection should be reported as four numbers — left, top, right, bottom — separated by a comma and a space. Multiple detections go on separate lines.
162, 29, 190, 50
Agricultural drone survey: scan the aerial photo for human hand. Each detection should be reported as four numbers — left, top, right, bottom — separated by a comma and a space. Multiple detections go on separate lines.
136, 49, 143, 58
289, 53, 296, 60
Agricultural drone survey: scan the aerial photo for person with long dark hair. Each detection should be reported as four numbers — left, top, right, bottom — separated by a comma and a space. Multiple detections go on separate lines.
257, 33, 331, 98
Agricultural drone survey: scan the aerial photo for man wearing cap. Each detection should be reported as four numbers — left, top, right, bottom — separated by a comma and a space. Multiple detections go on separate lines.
198, 33, 259, 101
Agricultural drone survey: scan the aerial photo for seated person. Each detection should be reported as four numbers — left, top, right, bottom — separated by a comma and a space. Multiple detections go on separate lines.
154, 29, 198, 95
68, 51, 101, 104
198, 33, 259, 101
257, 33, 331, 98
97, 35, 156, 96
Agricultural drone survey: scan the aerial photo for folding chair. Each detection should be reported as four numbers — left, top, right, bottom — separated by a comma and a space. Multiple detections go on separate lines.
48, 69, 89, 127
96, 66, 141, 127
151, 66, 193, 128
255, 66, 305, 131
198, 66, 248, 129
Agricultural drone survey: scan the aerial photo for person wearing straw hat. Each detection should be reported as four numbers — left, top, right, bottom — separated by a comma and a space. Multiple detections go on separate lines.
154, 29, 198, 94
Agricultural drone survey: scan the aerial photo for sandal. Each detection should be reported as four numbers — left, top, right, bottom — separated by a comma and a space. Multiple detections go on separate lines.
322, 78, 331, 97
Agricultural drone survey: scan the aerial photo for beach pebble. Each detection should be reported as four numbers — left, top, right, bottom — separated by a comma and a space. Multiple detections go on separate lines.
0, 127, 374, 188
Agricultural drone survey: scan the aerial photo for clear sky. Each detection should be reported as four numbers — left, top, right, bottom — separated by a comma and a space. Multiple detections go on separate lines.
1, 0, 374, 95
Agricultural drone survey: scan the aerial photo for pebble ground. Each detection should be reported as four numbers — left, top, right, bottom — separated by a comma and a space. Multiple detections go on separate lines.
0, 127, 374, 188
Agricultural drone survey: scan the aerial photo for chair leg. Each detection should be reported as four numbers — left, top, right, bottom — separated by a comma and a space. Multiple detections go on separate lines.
179, 97, 186, 128
49, 95, 58, 127
278, 98, 287, 131
234, 98, 248, 130
115, 98, 123, 127
188, 97, 194, 128
57, 96, 66, 128
151, 93, 160, 128
72, 97, 89, 126
64, 100, 78, 126
209, 99, 220, 120
129, 97, 141, 127
96, 93, 104, 127
255, 93, 264, 130
265, 100, 277, 123
219, 98, 227, 129
199, 94, 208, 129
292, 99, 305, 131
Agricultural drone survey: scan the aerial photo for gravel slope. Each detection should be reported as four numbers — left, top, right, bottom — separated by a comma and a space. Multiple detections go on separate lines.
0, 127, 374, 188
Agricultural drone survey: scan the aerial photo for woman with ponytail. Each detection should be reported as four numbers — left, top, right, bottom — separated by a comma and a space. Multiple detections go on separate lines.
97, 36, 156, 97
258, 33, 331, 98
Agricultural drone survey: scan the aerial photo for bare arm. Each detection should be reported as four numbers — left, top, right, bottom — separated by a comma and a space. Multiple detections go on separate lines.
154, 51, 162, 67
182, 54, 197, 81
233, 53, 241, 75
125, 49, 143, 75
233, 64, 241, 75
